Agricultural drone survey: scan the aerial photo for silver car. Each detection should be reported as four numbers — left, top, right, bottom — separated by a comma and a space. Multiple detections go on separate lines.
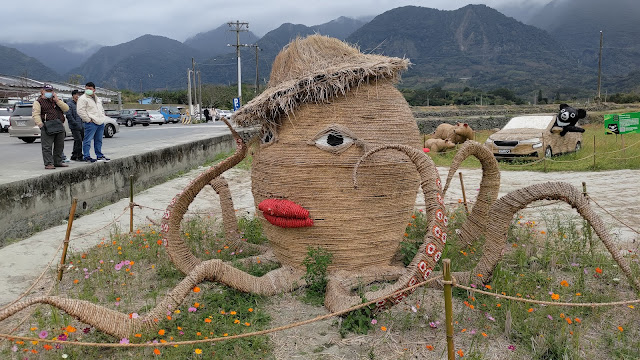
9, 103, 119, 143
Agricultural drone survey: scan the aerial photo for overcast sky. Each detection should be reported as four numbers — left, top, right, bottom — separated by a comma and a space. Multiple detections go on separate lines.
6, 0, 554, 48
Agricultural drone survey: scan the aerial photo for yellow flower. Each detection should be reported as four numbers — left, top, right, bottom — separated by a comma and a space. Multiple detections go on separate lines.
195, 349, 202, 354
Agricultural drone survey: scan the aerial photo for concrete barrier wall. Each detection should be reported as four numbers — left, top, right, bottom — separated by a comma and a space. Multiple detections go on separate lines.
0, 131, 252, 246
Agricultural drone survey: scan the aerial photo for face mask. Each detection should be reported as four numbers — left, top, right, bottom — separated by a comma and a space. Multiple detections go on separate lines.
85, 89, 94, 96
44, 92, 53, 99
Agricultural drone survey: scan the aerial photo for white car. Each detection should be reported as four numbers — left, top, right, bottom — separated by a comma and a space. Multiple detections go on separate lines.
218, 109, 233, 120
0, 108, 10, 132
147, 110, 165, 125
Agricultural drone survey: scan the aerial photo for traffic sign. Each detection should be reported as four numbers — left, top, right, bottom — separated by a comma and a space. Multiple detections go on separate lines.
233, 98, 241, 111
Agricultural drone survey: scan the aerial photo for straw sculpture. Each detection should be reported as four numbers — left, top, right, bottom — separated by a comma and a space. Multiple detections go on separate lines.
0, 35, 448, 337
468, 182, 640, 290
442, 141, 500, 246
1, 35, 636, 339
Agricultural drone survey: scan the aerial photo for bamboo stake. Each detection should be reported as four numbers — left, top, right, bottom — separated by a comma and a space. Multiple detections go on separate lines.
57, 198, 78, 281
593, 135, 596, 168
582, 182, 594, 254
458, 172, 469, 215
129, 175, 134, 233
443, 259, 455, 360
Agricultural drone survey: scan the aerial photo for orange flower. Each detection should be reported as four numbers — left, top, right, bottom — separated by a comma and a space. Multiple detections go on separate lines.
43, 344, 52, 350
469, 305, 475, 310
158, 329, 165, 336
560, 280, 569, 287
193, 286, 201, 293
574, 318, 581, 324
73, 279, 79, 284
595, 267, 603, 274
528, 308, 534, 313
134, 333, 142, 338
244, 322, 251, 326
484, 285, 491, 290
576, 293, 582, 296
194, 302, 200, 308
160, 339, 167, 343
248, 308, 254, 312
196, 332, 202, 336
457, 349, 464, 357
156, 240, 162, 245
380, 326, 387, 331
204, 318, 212, 323
66, 326, 76, 333
551, 293, 560, 300
223, 333, 228, 337
496, 304, 501, 307
166, 316, 172, 320
234, 319, 240, 324
461, 328, 467, 333
482, 332, 487, 337
153, 348, 161, 355
566, 318, 572, 325
230, 311, 237, 315
195, 349, 203, 354
618, 326, 624, 332
477, 274, 483, 278
540, 231, 546, 234
426, 345, 434, 351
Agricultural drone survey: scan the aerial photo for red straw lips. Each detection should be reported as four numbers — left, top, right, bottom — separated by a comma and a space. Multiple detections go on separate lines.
258, 199, 313, 228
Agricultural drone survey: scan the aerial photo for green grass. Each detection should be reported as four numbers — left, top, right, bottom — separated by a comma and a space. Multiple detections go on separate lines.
425, 124, 640, 171
2, 204, 639, 359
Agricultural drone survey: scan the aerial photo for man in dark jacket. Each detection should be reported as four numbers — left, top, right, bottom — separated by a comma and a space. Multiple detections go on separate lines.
65, 90, 84, 161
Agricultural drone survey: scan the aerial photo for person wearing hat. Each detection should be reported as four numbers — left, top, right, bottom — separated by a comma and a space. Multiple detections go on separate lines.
32, 84, 70, 169
65, 90, 85, 161
77, 81, 109, 162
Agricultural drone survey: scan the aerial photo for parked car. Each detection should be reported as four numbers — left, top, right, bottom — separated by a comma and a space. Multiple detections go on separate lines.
484, 114, 583, 160
218, 109, 233, 120
8, 103, 120, 143
118, 109, 151, 127
0, 108, 10, 132
159, 106, 181, 123
104, 109, 120, 119
147, 110, 165, 125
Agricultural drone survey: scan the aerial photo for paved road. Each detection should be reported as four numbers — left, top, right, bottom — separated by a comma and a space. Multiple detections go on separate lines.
0, 121, 235, 185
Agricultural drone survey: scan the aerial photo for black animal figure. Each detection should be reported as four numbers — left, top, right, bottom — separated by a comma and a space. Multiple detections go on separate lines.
555, 104, 586, 136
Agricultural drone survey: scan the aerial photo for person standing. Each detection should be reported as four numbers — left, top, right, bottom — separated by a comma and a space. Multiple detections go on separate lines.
65, 90, 84, 161
33, 84, 70, 169
77, 82, 109, 162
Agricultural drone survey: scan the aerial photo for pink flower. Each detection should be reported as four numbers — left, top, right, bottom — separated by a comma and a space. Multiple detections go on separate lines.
38, 330, 48, 339
508, 345, 516, 351
114, 263, 123, 271
188, 307, 197, 313
547, 315, 553, 320
371, 319, 377, 325
120, 338, 129, 344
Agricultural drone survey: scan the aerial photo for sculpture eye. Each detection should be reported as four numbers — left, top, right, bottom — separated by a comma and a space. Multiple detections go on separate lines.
570, 112, 576, 118
260, 127, 276, 147
309, 125, 358, 154
316, 131, 353, 148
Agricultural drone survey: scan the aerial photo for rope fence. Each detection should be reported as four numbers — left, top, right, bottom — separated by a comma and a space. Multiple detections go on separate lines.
0, 276, 443, 348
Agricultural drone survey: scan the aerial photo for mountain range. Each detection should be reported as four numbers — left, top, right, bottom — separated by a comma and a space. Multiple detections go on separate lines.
2, 0, 638, 97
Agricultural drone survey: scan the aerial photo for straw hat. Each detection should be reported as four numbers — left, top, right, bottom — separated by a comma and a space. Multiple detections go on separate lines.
233, 34, 409, 128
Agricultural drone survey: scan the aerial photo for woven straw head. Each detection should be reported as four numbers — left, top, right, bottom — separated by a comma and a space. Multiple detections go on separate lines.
248, 35, 421, 271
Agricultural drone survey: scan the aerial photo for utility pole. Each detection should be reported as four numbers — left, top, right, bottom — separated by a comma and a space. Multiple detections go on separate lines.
249, 44, 261, 93
198, 70, 203, 120
187, 68, 193, 117
192, 58, 198, 118
597, 30, 604, 103
228, 21, 249, 104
